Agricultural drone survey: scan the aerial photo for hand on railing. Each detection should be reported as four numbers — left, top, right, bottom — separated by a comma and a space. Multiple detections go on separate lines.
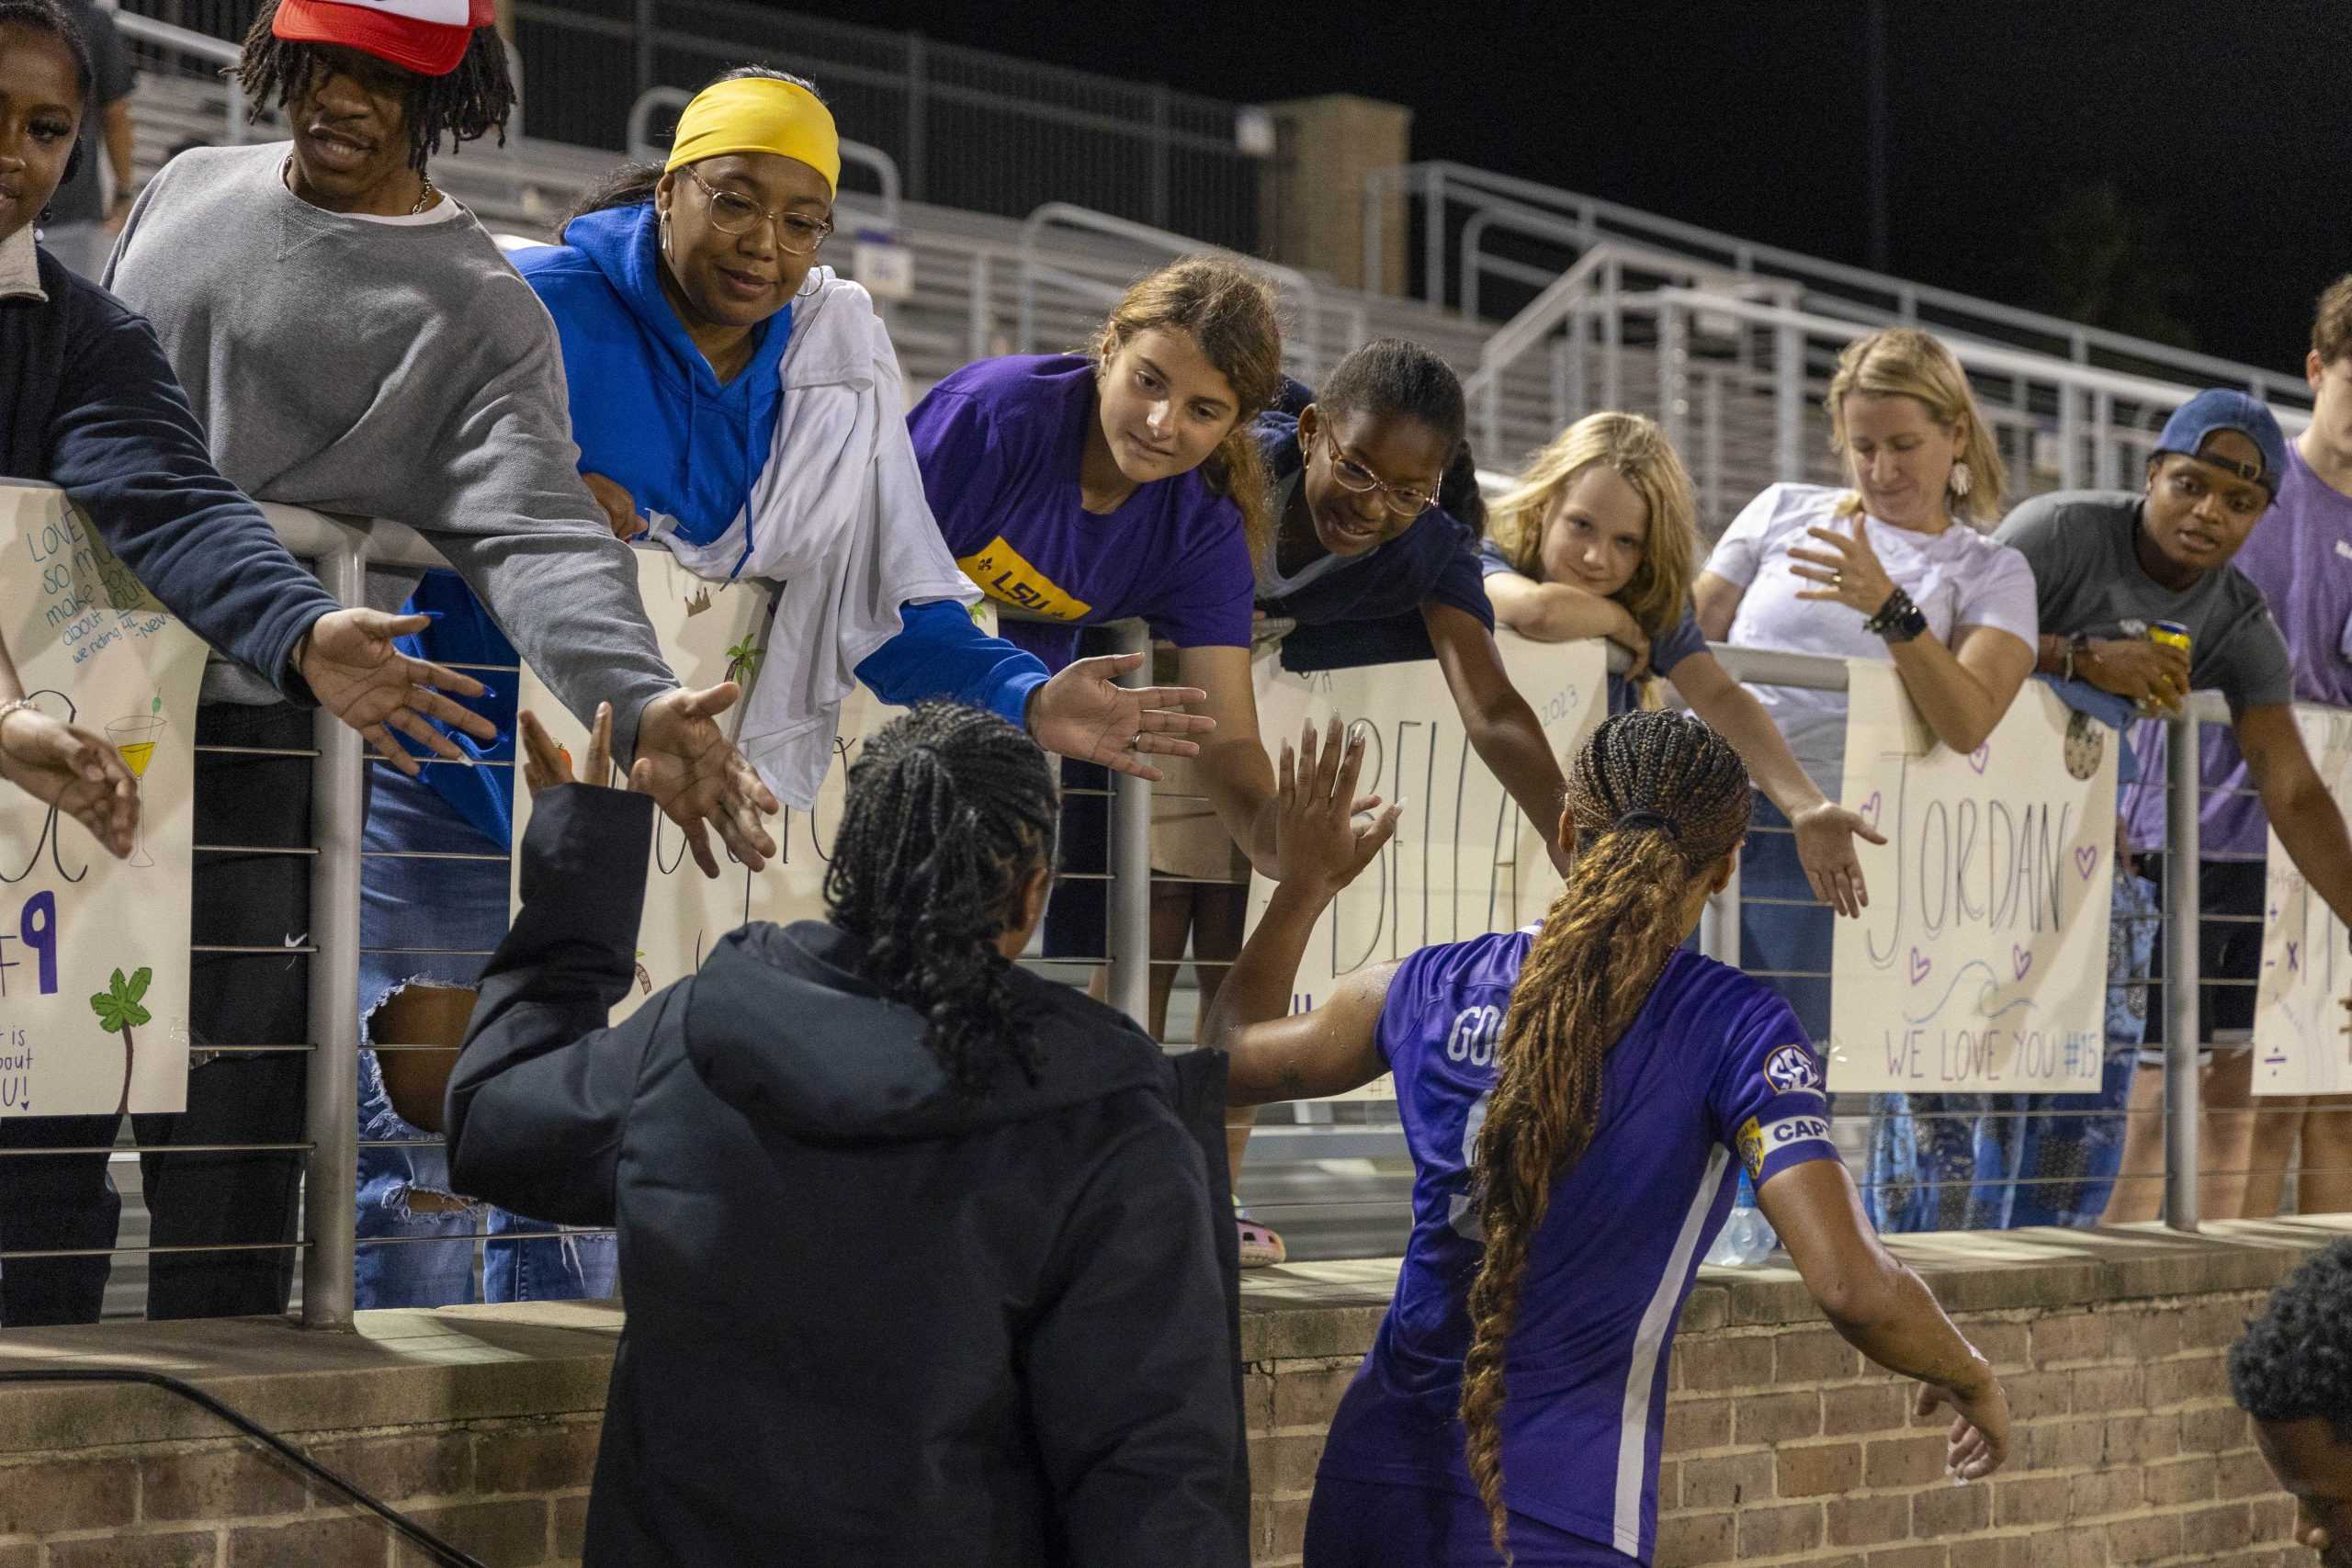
519, 702, 628, 797
2072, 637, 2189, 716
1791, 798, 1887, 919
583, 472, 650, 543
297, 608, 497, 775
1026, 650, 1213, 782
631, 682, 781, 878
0, 700, 140, 860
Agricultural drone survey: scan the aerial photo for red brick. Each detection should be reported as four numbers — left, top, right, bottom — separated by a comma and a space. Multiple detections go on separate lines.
2104, 1411, 2181, 1463
1775, 1327, 1862, 1382
2022, 1416, 2106, 1469
1822, 1382, 1908, 1436
1652, 1511, 1733, 1568
1240, 1371, 1274, 1434
1864, 1547, 1949, 1568
306, 1431, 471, 1506
2148, 1357, 2233, 1408
0, 1548, 34, 1568
1909, 1478, 1991, 1536
552, 1494, 588, 1559
472, 1426, 600, 1496
1262, 1495, 1310, 1561
1271, 1364, 1357, 1429
2032, 1311, 2108, 1364
2065, 1464, 2143, 1518
1678, 1451, 1773, 1509
2218, 1449, 2283, 1500
1778, 1441, 1861, 1498
1674, 1335, 1775, 1393
2182, 1501, 2256, 1556
226, 1513, 389, 1568
1864, 1432, 1950, 1489
2178, 1297, 2258, 1348
45, 1533, 220, 1568
1962, 1319, 2030, 1370
395, 1500, 548, 1568
2145, 1453, 2218, 1506
2070, 1364, 2144, 1413
2004, 1371, 2074, 1420
1826, 1493, 1909, 1547
0, 1454, 136, 1535
1733, 1390, 1821, 1445
1248, 1434, 1321, 1497
2109, 1509, 2184, 1562
1660, 1397, 1730, 1454
142, 1448, 309, 1523
1734, 1502, 1822, 1557
1996, 1472, 2072, 1527
2115, 1305, 2185, 1361
2180, 1403, 2251, 1454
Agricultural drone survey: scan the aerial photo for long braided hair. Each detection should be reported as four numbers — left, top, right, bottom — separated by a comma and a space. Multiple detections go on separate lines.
237, 1, 515, 174
820, 704, 1059, 1098
1459, 710, 1752, 1562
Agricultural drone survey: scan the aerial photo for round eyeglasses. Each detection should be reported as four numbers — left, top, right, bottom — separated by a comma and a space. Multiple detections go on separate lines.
684, 165, 834, 255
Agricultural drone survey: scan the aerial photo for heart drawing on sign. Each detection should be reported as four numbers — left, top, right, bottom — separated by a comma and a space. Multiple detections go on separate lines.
2012, 944, 2034, 981
1908, 948, 1931, 985
2074, 844, 2099, 880
1967, 743, 1991, 773
1860, 791, 1883, 831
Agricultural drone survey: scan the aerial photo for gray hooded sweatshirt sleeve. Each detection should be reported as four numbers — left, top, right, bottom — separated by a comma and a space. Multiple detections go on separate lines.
106, 142, 676, 761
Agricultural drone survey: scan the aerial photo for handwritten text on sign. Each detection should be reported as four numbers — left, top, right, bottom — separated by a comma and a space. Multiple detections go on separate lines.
2255, 705, 2352, 1097
1831, 666, 2116, 1093
0, 485, 209, 1117
1246, 636, 1608, 1100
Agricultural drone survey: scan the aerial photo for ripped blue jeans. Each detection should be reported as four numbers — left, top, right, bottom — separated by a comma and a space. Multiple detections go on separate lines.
356, 765, 616, 1308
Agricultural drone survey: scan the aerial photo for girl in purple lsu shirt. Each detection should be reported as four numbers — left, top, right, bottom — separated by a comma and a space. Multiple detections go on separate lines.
909, 257, 1306, 876
1205, 712, 2010, 1566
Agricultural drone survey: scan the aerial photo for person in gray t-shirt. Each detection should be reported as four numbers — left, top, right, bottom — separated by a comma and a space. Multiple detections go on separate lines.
1996, 389, 2352, 1222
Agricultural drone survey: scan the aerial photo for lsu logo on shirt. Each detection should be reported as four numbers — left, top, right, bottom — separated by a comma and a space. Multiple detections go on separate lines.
1763, 1043, 1823, 1096
956, 536, 1094, 622
1736, 1117, 1766, 1179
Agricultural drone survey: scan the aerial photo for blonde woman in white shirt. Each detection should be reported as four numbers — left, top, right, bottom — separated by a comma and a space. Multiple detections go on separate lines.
1694, 326, 2040, 1232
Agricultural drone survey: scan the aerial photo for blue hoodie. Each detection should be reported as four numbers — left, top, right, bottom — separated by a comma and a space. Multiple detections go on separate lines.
390, 206, 1045, 845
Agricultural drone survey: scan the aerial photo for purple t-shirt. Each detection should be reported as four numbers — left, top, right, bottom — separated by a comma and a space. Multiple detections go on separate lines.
1316, 933, 1838, 1561
907, 354, 1255, 671
2124, 441, 2352, 854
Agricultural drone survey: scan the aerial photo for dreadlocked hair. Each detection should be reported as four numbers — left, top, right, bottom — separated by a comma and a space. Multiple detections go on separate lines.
1091, 256, 1286, 566
1459, 709, 1752, 1563
820, 703, 1060, 1100
237, 1, 514, 174
1317, 338, 1485, 535
561, 66, 827, 235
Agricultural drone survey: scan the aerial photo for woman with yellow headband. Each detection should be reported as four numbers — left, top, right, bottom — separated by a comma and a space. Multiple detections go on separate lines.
513, 67, 1205, 803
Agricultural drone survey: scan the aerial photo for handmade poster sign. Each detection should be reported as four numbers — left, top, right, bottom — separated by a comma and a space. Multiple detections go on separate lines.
1246, 636, 1609, 1100
2254, 704, 2352, 1097
512, 546, 892, 1027
0, 484, 209, 1117
1829, 664, 2116, 1093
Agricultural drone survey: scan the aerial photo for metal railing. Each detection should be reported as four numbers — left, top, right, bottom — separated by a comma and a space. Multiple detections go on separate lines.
1373, 160, 2313, 410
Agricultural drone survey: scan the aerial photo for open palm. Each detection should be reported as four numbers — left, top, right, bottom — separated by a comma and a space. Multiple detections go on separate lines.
1026, 650, 1216, 780
630, 682, 781, 878
297, 609, 496, 773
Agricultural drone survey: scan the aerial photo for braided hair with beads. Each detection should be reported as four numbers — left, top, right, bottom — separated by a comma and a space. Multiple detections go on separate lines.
1458, 709, 1753, 1563
235, 0, 515, 175
820, 704, 1060, 1100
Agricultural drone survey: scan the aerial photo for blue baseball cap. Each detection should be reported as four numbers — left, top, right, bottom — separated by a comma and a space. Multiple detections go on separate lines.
2153, 389, 2290, 500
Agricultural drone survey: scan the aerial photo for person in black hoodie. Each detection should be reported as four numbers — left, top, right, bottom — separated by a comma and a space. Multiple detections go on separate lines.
445, 699, 1248, 1568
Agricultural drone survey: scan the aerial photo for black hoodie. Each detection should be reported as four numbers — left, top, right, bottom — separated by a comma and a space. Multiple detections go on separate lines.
445, 786, 1248, 1567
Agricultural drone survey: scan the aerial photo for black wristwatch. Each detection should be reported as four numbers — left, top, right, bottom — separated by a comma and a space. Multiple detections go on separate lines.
1864, 587, 1929, 644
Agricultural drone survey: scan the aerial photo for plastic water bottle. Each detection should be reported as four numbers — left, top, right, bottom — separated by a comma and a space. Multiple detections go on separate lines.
1704, 1169, 1780, 1266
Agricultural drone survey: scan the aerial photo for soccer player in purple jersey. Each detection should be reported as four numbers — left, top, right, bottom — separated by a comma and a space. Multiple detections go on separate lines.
1206, 712, 2011, 1565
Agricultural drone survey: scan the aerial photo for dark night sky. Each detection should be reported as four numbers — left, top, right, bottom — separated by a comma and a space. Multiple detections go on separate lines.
823, 0, 2348, 377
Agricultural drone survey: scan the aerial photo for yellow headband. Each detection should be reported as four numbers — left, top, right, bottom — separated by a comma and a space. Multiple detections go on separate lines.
664, 77, 841, 196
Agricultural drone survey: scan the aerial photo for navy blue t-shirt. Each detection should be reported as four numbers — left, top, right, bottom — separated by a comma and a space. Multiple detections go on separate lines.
1254, 411, 1493, 672
1476, 538, 1708, 712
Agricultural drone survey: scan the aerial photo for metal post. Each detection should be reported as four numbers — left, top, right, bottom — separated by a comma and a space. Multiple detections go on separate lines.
903, 34, 927, 207
2163, 710, 2202, 1232
1657, 300, 1689, 452
2093, 389, 2117, 491
1362, 170, 1385, 298
1422, 167, 1445, 311
631, 0, 653, 107
2057, 385, 2082, 491
301, 532, 368, 1329
1701, 853, 1741, 967
1600, 258, 1623, 413
967, 253, 992, 365
1775, 320, 1803, 483
1148, 85, 1171, 231
1105, 620, 1154, 1024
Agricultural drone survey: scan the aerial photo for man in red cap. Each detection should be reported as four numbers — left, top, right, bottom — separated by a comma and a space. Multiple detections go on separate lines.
92, 0, 784, 1323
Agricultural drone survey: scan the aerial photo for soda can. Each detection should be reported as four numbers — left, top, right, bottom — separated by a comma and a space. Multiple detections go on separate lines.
2148, 620, 2192, 659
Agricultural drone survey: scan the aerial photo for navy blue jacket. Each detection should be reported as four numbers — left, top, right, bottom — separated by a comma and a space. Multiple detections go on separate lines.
1, 244, 337, 695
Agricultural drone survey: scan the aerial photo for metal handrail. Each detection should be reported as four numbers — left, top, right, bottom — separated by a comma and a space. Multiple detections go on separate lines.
624, 86, 903, 231
1376, 159, 2309, 407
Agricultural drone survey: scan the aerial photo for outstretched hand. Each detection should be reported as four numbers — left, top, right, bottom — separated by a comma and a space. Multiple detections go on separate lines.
1026, 650, 1216, 780
1792, 798, 1888, 919
297, 608, 496, 777
631, 682, 781, 878
0, 703, 139, 859
519, 703, 632, 799
1277, 716, 1399, 897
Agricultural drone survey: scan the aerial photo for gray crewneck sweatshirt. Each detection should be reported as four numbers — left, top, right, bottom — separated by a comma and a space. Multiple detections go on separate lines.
105, 141, 675, 761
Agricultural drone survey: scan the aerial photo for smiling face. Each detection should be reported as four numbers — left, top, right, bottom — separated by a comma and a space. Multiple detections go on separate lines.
653, 152, 831, 333
0, 23, 83, 244
1839, 392, 1964, 528
2256, 1417, 2352, 1568
2141, 431, 2271, 576
1536, 463, 1652, 599
1094, 327, 1241, 485
282, 44, 427, 211
1295, 404, 1451, 558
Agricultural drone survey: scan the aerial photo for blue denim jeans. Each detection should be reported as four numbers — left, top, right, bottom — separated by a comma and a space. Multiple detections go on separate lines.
355, 765, 616, 1308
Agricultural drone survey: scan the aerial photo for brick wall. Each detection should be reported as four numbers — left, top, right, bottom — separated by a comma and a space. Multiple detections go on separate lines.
0, 1414, 601, 1567
1240, 1224, 2350, 1567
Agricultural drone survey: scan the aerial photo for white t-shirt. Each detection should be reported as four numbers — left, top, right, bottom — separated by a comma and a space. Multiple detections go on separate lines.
1703, 483, 2039, 790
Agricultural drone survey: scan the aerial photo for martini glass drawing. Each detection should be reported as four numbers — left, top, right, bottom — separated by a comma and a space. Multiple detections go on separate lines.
106, 713, 164, 869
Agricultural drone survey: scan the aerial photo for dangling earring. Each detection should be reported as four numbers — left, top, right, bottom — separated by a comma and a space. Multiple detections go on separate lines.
658, 211, 673, 267
1949, 459, 1973, 499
